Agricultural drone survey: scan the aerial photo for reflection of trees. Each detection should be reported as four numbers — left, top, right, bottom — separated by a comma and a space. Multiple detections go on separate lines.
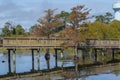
81, 77, 86, 80
113, 71, 120, 76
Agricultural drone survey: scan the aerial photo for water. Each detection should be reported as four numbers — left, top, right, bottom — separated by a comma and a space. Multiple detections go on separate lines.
61, 63, 120, 80
0, 52, 74, 75
63, 73, 120, 80
81, 73, 120, 80
69, 73, 120, 80
1, 52, 120, 80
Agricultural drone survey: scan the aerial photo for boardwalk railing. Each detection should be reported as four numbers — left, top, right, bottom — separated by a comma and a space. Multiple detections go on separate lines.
0, 38, 120, 49
0, 37, 71, 49
86, 39, 120, 48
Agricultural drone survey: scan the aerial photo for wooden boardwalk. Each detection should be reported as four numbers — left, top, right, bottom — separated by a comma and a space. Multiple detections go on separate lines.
77, 39, 120, 49
0, 38, 120, 49
0, 37, 72, 49
0, 38, 120, 78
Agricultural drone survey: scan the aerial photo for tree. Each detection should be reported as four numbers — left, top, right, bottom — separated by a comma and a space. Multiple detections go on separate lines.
4, 22, 13, 30
2, 26, 11, 37
87, 21, 109, 39
56, 11, 70, 27
37, 9, 63, 69
37, 9, 62, 38
1, 22, 13, 37
15, 25, 25, 35
68, 5, 91, 30
108, 20, 120, 38
85, 20, 120, 39
29, 25, 37, 35
95, 12, 113, 24
64, 5, 91, 46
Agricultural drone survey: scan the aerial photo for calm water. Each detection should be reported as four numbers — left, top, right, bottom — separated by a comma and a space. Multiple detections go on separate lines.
0, 52, 74, 75
1, 52, 120, 80
14, 69, 120, 80
51, 66, 120, 80
66, 73, 120, 80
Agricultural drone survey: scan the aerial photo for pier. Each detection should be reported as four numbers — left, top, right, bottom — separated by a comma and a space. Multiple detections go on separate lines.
0, 38, 120, 77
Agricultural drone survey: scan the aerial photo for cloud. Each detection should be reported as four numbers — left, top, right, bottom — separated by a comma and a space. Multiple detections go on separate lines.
0, 0, 116, 29
0, 0, 41, 28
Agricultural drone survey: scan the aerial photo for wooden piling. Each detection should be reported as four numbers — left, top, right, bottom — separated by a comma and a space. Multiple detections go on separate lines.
94, 49, 97, 62
31, 49, 34, 71
112, 49, 115, 61
55, 49, 58, 68
8, 49, 11, 73
13, 49, 16, 73
37, 49, 40, 70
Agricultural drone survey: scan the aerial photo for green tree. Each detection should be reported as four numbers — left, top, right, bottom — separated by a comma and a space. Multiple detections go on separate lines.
87, 21, 110, 39
2, 26, 11, 37
1, 22, 13, 37
15, 24, 25, 35
29, 25, 37, 35
95, 12, 113, 24
108, 20, 120, 38
56, 11, 70, 27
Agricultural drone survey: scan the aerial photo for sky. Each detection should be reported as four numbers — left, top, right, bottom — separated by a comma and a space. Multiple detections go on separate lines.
0, 0, 117, 30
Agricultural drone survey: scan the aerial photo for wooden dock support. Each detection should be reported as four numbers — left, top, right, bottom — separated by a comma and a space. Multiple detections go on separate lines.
45, 48, 50, 70
54, 48, 63, 68
31, 49, 34, 71
8, 49, 11, 73
37, 49, 40, 70
112, 49, 115, 61
61, 49, 64, 69
54, 49, 58, 68
13, 49, 16, 73
74, 47, 78, 72
81, 49, 85, 64
94, 49, 97, 62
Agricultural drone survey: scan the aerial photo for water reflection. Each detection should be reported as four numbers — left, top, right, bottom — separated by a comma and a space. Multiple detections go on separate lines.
1, 52, 120, 80
13, 71, 120, 80
0, 52, 74, 75
79, 73, 120, 80
62, 64, 120, 80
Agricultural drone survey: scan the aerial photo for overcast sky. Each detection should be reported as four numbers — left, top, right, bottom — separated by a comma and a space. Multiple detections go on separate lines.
0, 0, 117, 30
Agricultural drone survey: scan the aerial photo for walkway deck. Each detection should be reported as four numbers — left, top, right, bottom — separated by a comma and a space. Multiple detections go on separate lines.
86, 39, 120, 49
0, 38, 120, 49
0, 37, 72, 49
